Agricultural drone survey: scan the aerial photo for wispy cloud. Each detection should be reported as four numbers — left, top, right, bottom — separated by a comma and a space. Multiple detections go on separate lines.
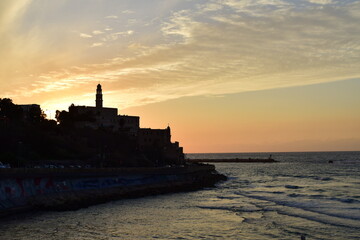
91, 42, 104, 47
92, 30, 104, 35
307, 0, 333, 4
80, 33, 92, 38
1, 0, 360, 112
105, 15, 118, 19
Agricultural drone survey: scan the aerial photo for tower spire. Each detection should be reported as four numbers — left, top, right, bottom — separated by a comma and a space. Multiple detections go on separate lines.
96, 84, 103, 108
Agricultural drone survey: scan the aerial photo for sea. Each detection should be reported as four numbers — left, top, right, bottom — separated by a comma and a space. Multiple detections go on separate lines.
0, 152, 359, 240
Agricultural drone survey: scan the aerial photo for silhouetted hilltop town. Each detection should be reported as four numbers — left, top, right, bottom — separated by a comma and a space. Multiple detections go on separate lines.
0, 84, 184, 168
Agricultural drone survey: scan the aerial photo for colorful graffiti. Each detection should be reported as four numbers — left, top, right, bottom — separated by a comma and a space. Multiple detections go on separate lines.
0, 173, 182, 211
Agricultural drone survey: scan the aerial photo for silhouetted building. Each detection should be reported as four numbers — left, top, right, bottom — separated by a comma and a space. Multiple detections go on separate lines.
71, 84, 139, 133
72, 105, 118, 129
138, 127, 171, 147
118, 115, 139, 135
138, 126, 184, 165
19, 104, 41, 122
63, 84, 184, 165
19, 104, 40, 114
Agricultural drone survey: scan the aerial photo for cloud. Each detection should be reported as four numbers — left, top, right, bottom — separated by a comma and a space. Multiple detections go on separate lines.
105, 15, 118, 19
99, 30, 134, 42
92, 30, 104, 35
110, 1, 359, 106
162, 10, 196, 41
80, 33, 92, 38
307, 0, 333, 4
199, 3, 223, 12
91, 42, 104, 47
2, 0, 360, 112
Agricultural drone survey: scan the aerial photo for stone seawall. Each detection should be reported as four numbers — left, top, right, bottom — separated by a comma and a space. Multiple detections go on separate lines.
0, 165, 226, 215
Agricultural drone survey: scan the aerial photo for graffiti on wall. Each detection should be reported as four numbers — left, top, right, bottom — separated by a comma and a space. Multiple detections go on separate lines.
0, 173, 181, 210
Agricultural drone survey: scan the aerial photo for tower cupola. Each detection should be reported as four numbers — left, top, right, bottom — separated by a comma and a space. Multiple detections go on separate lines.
96, 84, 103, 108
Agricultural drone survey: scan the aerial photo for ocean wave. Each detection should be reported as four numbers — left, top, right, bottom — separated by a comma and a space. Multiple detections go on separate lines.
309, 194, 326, 198
281, 175, 334, 181
313, 177, 333, 181
285, 185, 303, 189
216, 196, 240, 200
274, 207, 360, 229
288, 193, 303, 198
233, 191, 360, 224
304, 194, 360, 204
196, 205, 271, 214
329, 197, 360, 204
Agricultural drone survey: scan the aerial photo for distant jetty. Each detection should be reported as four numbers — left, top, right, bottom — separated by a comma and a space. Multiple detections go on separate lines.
186, 157, 278, 163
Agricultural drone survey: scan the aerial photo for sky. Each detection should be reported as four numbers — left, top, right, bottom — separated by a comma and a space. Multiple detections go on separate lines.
1, 0, 359, 153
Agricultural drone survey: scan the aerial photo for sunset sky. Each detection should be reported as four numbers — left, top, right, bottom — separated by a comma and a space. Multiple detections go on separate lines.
1, 0, 359, 153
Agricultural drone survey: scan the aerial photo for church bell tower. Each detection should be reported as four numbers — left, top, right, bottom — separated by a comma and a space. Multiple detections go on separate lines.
96, 84, 103, 108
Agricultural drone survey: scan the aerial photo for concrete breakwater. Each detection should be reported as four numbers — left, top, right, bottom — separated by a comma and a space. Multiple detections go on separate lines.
0, 165, 226, 215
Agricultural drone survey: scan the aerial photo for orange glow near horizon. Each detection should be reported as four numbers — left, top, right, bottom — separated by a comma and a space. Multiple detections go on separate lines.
123, 79, 360, 153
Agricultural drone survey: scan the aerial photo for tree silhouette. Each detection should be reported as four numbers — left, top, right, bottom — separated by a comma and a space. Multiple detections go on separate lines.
0, 98, 23, 122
